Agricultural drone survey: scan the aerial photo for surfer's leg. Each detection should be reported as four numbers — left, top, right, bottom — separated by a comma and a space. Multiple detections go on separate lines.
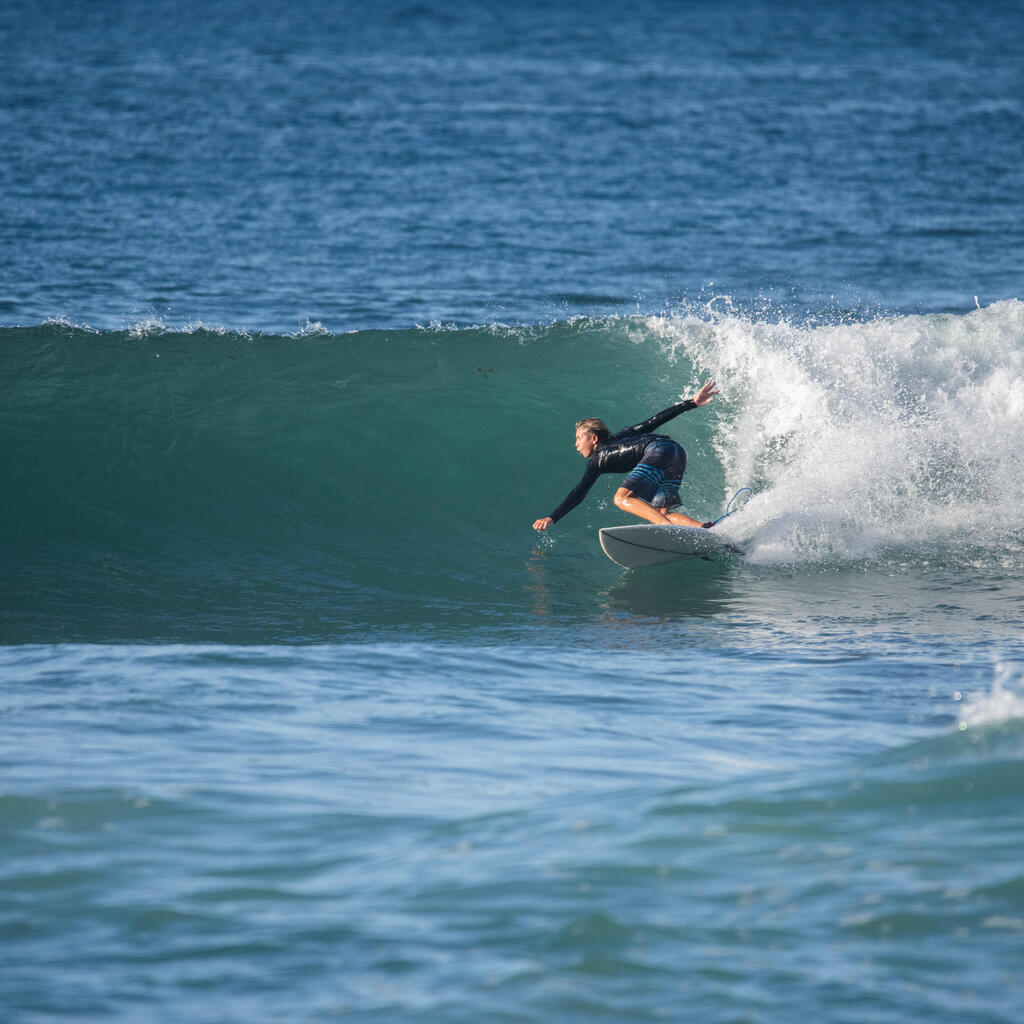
615, 488, 704, 527
614, 488, 674, 524
663, 509, 705, 528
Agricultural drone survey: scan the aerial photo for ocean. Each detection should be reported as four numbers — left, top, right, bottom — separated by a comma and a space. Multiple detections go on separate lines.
2, 1, 1023, 1021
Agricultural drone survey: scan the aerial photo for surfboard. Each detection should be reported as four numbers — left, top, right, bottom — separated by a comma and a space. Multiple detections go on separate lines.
598, 523, 742, 568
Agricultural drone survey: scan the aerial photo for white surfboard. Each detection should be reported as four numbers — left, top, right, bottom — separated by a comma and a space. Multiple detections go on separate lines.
598, 523, 742, 568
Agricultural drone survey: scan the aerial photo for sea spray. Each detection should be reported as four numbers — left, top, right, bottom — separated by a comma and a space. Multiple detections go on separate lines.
957, 662, 1024, 732
649, 300, 1024, 562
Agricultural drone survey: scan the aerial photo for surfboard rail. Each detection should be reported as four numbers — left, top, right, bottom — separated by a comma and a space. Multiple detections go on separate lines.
598, 523, 741, 568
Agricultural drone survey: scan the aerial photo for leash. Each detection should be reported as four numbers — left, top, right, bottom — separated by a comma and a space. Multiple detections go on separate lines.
712, 487, 753, 526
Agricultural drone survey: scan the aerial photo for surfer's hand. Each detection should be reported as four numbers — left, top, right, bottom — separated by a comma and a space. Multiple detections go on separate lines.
533, 517, 554, 531
692, 380, 719, 406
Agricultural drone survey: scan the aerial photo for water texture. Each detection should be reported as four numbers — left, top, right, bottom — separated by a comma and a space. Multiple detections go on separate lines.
2, 0, 1022, 329
2, 2, 1023, 1022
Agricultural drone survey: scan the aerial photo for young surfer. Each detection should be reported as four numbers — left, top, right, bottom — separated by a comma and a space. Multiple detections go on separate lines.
532, 380, 720, 531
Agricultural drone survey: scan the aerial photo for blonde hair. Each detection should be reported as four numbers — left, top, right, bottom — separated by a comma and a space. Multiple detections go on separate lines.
575, 417, 610, 440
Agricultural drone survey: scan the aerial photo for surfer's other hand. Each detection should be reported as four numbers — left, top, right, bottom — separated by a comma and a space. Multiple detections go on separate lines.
692, 380, 720, 406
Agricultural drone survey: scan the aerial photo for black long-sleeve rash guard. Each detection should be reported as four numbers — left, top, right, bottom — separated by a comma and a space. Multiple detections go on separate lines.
548, 399, 698, 523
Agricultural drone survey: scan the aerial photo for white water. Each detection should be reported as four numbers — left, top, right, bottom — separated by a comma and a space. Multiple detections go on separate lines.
651, 300, 1024, 563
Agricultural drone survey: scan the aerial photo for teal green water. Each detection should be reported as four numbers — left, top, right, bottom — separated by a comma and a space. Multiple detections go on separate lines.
3, 317, 724, 642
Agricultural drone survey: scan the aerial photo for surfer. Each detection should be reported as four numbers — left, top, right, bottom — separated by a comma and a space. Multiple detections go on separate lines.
532, 381, 719, 531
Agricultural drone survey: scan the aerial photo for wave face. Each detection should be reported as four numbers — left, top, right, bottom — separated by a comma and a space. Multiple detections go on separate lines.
3, 303, 1023, 642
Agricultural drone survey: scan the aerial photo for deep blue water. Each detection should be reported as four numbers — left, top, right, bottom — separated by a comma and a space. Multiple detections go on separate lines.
3, 2, 1024, 1022
3, 0, 1023, 330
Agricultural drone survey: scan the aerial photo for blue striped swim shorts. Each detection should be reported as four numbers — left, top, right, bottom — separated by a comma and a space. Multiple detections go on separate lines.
620, 437, 687, 509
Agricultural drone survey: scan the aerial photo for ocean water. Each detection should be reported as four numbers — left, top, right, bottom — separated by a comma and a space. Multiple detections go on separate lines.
3, 2, 1024, 1022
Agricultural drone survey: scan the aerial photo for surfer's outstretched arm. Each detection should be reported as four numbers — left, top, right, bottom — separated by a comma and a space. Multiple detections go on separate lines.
614, 380, 719, 439
533, 463, 600, 529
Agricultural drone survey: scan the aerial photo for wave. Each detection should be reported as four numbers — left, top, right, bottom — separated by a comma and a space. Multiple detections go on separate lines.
2, 302, 1023, 641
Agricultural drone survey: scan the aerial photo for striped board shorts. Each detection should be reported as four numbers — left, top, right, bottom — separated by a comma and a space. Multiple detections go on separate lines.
620, 437, 687, 509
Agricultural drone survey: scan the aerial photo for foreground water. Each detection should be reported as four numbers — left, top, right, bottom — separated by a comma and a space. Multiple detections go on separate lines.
4, 0, 1024, 1020
4, 638, 1024, 1023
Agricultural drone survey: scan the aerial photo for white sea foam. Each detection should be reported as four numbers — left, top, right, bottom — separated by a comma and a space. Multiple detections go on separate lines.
41, 313, 98, 332
955, 662, 1024, 730
651, 300, 1024, 563
289, 318, 332, 338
